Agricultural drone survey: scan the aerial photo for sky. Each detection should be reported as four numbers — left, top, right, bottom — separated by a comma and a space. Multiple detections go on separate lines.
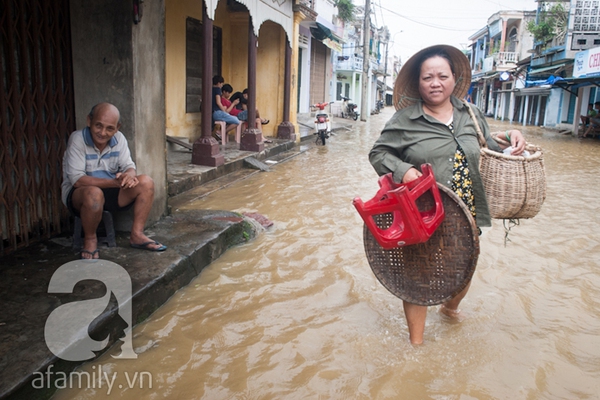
363, 0, 539, 64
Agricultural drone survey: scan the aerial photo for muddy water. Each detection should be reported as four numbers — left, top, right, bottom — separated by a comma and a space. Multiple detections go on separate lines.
53, 108, 600, 399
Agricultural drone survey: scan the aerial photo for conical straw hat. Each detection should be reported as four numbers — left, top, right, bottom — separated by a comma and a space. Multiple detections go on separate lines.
393, 44, 472, 110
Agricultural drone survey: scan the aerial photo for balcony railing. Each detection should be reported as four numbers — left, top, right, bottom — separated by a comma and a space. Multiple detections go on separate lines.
493, 51, 518, 66
336, 55, 363, 72
293, 0, 316, 19
293, 0, 313, 10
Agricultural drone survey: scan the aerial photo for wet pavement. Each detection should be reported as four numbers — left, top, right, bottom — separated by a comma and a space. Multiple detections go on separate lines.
46, 110, 600, 400
0, 116, 354, 399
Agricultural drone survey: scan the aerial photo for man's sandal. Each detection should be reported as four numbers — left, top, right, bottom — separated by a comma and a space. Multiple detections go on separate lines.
80, 249, 99, 259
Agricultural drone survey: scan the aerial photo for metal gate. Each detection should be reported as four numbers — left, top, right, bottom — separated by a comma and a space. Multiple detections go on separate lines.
0, 0, 75, 256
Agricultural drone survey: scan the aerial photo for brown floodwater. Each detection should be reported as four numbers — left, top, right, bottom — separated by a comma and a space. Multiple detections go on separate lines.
53, 108, 600, 399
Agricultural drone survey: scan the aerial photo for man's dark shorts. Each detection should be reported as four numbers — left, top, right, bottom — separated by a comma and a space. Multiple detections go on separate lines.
66, 187, 134, 217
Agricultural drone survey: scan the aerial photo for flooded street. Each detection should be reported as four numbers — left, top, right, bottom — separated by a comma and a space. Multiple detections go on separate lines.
54, 107, 600, 399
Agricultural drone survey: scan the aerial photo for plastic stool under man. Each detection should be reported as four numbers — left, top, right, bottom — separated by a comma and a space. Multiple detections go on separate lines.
72, 210, 117, 249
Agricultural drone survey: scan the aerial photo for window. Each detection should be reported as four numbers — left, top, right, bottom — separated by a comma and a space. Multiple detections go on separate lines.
185, 17, 222, 113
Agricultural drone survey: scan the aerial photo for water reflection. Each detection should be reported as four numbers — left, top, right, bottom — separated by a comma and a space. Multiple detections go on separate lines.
53, 109, 600, 399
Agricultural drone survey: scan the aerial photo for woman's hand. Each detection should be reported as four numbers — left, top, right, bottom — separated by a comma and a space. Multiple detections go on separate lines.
402, 167, 422, 183
505, 129, 526, 155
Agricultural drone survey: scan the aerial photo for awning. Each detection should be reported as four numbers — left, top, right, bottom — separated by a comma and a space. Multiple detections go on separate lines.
322, 38, 342, 52
528, 63, 567, 76
517, 85, 552, 96
310, 22, 342, 51
551, 75, 600, 95
310, 22, 334, 41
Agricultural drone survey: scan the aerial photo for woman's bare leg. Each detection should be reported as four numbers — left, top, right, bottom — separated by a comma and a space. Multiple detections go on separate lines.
403, 301, 427, 344
440, 281, 471, 319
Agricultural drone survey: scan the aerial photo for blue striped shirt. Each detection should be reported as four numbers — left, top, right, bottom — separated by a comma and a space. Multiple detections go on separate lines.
61, 127, 136, 205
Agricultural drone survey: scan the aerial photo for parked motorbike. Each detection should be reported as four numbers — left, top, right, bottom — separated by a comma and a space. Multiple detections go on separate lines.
312, 101, 333, 145
371, 99, 384, 115
340, 96, 359, 121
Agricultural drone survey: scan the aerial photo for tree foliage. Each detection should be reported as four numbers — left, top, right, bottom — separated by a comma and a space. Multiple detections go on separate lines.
527, 2, 568, 44
335, 0, 355, 23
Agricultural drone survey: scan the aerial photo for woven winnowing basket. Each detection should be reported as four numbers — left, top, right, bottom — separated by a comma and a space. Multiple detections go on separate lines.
480, 144, 546, 219
364, 184, 480, 306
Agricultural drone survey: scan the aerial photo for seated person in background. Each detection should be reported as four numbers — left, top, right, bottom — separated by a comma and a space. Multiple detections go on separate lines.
220, 84, 242, 118
61, 102, 167, 259
230, 88, 269, 125
212, 75, 240, 138
580, 103, 597, 126
583, 101, 600, 137
224, 85, 273, 143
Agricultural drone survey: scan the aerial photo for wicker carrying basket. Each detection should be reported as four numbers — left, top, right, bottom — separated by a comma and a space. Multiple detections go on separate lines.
465, 102, 546, 219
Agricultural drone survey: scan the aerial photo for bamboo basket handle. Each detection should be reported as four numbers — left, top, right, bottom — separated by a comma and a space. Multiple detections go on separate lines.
462, 100, 488, 148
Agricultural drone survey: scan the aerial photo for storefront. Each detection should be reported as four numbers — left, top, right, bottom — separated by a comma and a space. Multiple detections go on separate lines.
554, 46, 600, 134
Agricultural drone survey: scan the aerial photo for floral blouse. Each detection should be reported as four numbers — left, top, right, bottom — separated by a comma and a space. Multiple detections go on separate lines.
448, 122, 476, 218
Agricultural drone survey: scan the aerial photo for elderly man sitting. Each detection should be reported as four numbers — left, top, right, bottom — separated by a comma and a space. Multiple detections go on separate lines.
61, 102, 166, 259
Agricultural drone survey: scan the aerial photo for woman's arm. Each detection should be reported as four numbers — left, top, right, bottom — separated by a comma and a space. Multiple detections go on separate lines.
369, 132, 416, 183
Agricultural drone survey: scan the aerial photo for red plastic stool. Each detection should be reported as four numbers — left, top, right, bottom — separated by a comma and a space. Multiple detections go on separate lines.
353, 164, 445, 249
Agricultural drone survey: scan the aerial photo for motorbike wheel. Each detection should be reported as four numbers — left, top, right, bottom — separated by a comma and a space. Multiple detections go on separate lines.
353, 113, 358, 121
316, 131, 326, 145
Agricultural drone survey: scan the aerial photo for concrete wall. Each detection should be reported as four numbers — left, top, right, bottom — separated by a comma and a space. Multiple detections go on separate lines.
547, 88, 564, 126
298, 25, 311, 114
70, 0, 167, 226
70, 0, 134, 134
165, 0, 203, 141
132, 0, 167, 223
257, 22, 286, 136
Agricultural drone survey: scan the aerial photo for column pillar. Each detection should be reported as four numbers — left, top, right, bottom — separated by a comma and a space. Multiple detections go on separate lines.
277, 39, 296, 141
509, 91, 515, 122
523, 96, 529, 126
572, 87, 584, 135
535, 95, 541, 125
289, 12, 305, 142
500, 20, 507, 53
240, 21, 264, 152
192, 2, 225, 166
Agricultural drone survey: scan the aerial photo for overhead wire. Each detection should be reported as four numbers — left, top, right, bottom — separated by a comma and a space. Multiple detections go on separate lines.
372, 3, 484, 32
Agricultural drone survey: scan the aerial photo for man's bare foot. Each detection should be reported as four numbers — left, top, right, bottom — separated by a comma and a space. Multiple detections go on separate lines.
439, 304, 466, 322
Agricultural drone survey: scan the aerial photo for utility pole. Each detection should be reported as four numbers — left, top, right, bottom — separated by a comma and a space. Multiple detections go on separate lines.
383, 29, 389, 106
360, 0, 370, 121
